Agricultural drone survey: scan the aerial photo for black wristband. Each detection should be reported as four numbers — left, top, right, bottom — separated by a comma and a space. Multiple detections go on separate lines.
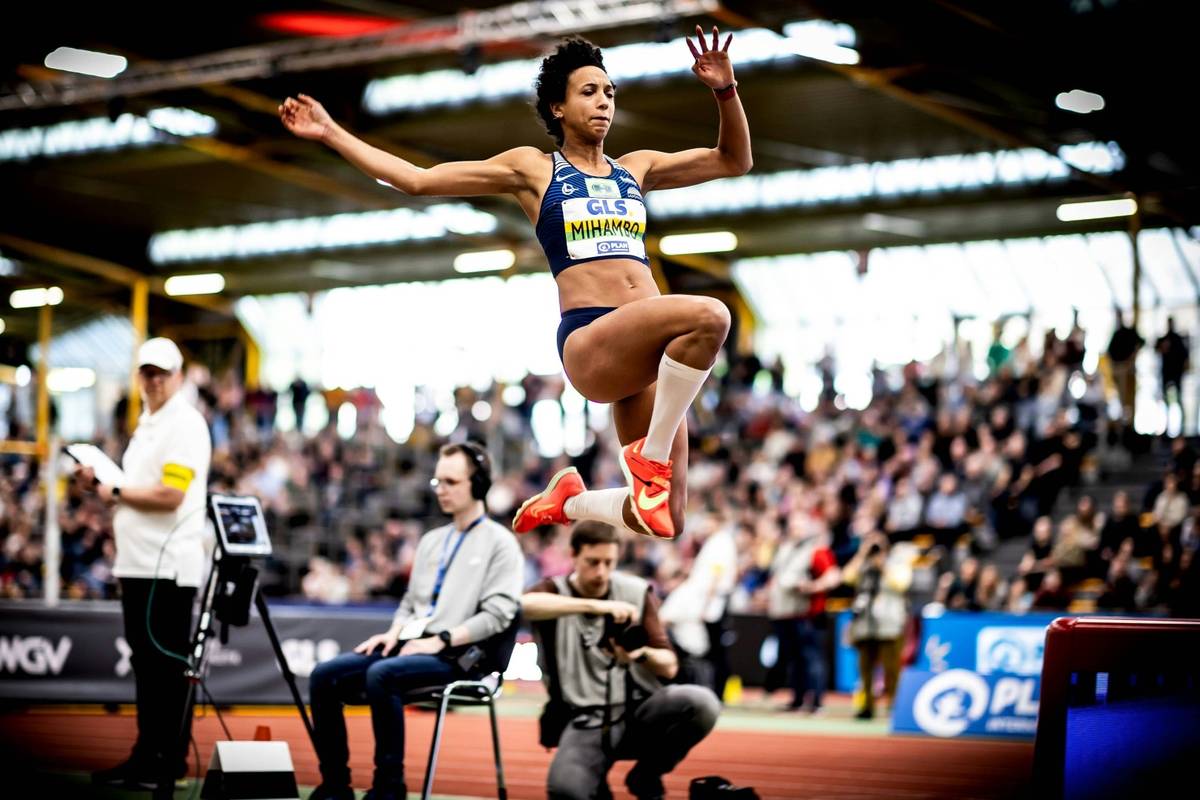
713, 81, 738, 100
636, 652, 649, 663
437, 630, 453, 647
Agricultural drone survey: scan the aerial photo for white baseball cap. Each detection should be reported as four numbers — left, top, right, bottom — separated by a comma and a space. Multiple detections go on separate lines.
136, 337, 183, 372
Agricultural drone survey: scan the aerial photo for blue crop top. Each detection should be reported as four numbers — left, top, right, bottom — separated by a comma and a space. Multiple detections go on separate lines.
534, 151, 650, 277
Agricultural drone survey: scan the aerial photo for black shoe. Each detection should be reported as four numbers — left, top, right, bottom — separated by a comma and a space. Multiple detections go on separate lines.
364, 785, 406, 800
310, 784, 356, 800
854, 708, 875, 720
626, 764, 665, 800
91, 757, 160, 790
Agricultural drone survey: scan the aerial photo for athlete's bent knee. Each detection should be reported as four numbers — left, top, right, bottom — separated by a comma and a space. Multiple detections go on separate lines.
693, 298, 731, 343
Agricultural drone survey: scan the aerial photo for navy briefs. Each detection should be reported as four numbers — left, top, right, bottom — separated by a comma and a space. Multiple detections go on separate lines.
557, 306, 616, 363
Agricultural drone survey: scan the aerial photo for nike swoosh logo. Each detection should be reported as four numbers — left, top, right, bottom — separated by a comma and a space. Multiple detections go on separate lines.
555, 169, 573, 182
636, 488, 668, 512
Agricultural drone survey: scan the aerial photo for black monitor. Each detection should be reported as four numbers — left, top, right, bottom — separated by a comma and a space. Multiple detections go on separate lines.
1033, 617, 1200, 799
209, 494, 272, 558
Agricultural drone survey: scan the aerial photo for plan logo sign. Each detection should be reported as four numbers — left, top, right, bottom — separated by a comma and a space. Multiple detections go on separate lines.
893, 668, 1039, 739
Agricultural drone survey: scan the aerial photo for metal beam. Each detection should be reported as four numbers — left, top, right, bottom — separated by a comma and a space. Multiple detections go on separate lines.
22, 60, 427, 213
0, 233, 232, 314
178, 136, 392, 208
647, 255, 671, 295
654, 251, 731, 281
0, 0, 719, 112
127, 279, 148, 432
36, 304, 51, 458
1129, 203, 1143, 424
191, 79, 538, 235
0, 440, 40, 456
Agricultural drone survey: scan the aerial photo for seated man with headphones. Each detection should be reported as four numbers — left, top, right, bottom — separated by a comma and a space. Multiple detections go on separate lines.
308, 442, 523, 800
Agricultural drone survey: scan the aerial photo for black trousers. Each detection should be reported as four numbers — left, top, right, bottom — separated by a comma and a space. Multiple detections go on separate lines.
119, 577, 196, 776
704, 618, 731, 700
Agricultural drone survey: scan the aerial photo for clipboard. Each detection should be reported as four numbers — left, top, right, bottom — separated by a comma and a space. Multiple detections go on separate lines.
63, 443, 125, 487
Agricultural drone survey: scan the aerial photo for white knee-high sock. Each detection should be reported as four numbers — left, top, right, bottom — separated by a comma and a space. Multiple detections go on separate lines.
564, 488, 631, 528
642, 354, 710, 462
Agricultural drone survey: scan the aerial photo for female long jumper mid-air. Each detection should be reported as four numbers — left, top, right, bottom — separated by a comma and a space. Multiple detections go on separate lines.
281, 26, 752, 540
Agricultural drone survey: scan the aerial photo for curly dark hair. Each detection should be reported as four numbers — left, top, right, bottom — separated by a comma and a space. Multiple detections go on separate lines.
534, 37, 606, 146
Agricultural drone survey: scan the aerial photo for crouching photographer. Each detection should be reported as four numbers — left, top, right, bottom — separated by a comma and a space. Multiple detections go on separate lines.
522, 522, 720, 800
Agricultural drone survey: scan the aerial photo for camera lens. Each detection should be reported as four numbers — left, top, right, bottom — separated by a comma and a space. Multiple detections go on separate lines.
618, 624, 649, 652
601, 614, 648, 652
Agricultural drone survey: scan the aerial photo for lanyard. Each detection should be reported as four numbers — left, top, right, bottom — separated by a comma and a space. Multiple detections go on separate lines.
429, 515, 484, 613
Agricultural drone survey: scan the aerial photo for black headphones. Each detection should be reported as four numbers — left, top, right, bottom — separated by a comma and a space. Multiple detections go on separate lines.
460, 441, 492, 502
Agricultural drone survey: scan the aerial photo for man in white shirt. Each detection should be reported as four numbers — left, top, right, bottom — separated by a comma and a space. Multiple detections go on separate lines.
659, 511, 738, 695
82, 338, 212, 795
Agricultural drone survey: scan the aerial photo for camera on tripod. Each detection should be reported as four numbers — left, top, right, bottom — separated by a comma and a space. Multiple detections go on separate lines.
209, 494, 273, 632
602, 614, 649, 653
182, 495, 314, 799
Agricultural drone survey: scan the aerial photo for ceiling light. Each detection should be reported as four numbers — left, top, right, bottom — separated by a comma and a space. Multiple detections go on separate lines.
258, 12, 400, 37
47, 367, 96, 393
454, 249, 515, 273
10, 287, 64, 308
44, 47, 128, 78
0, 108, 218, 163
149, 204, 497, 264
1057, 198, 1137, 222
164, 273, 225, 296
863, 213, 925, 238
1056, 89, 1105, 114
659, 231, 738, 255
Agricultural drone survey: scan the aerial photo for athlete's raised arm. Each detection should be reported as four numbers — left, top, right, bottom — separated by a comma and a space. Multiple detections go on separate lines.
620, 25, 752, 192
279, 93, 544, 198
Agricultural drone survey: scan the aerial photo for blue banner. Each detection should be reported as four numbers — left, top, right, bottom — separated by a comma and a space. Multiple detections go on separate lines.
891, 668, 1040, 739
833, 611, 857, 692
833, 609, 1066, 694
913, 610, 1061, 676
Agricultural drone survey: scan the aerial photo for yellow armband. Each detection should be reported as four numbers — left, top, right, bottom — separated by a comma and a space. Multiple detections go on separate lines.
162, 463, 195, 492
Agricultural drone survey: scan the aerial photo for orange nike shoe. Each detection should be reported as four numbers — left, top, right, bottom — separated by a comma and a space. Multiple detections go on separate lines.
512, 466, 586, 533
619, 438, 675, 539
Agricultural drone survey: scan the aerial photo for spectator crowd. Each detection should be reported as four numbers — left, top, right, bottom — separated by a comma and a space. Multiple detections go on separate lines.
4, 320, 1198, 678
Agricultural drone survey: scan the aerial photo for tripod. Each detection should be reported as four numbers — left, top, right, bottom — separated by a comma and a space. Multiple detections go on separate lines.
171, 546, 317, 781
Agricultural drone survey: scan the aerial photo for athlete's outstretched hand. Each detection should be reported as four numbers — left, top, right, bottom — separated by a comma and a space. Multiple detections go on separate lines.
279, 93, 334, 141
686, 24, 735, 89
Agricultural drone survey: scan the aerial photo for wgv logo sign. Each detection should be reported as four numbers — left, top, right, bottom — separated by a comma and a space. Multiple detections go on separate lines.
894, 668, 1039, 739
0, 636, 73, 675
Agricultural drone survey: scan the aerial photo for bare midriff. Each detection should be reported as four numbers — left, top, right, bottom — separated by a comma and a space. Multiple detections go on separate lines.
554, 258, 659, 312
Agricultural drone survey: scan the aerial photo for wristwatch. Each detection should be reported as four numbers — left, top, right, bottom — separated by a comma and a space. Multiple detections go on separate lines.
111, 485, 121, 502
437, 630, 453, 648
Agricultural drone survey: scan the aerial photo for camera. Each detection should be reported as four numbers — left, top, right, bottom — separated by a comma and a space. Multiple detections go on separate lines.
602, 614, 649, 653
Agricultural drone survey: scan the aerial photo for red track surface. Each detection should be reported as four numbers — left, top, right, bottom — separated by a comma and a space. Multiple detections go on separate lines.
0, 706, 1033, 799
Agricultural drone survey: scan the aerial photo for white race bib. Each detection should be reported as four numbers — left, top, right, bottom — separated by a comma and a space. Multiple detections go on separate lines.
562, 196, 647, 260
